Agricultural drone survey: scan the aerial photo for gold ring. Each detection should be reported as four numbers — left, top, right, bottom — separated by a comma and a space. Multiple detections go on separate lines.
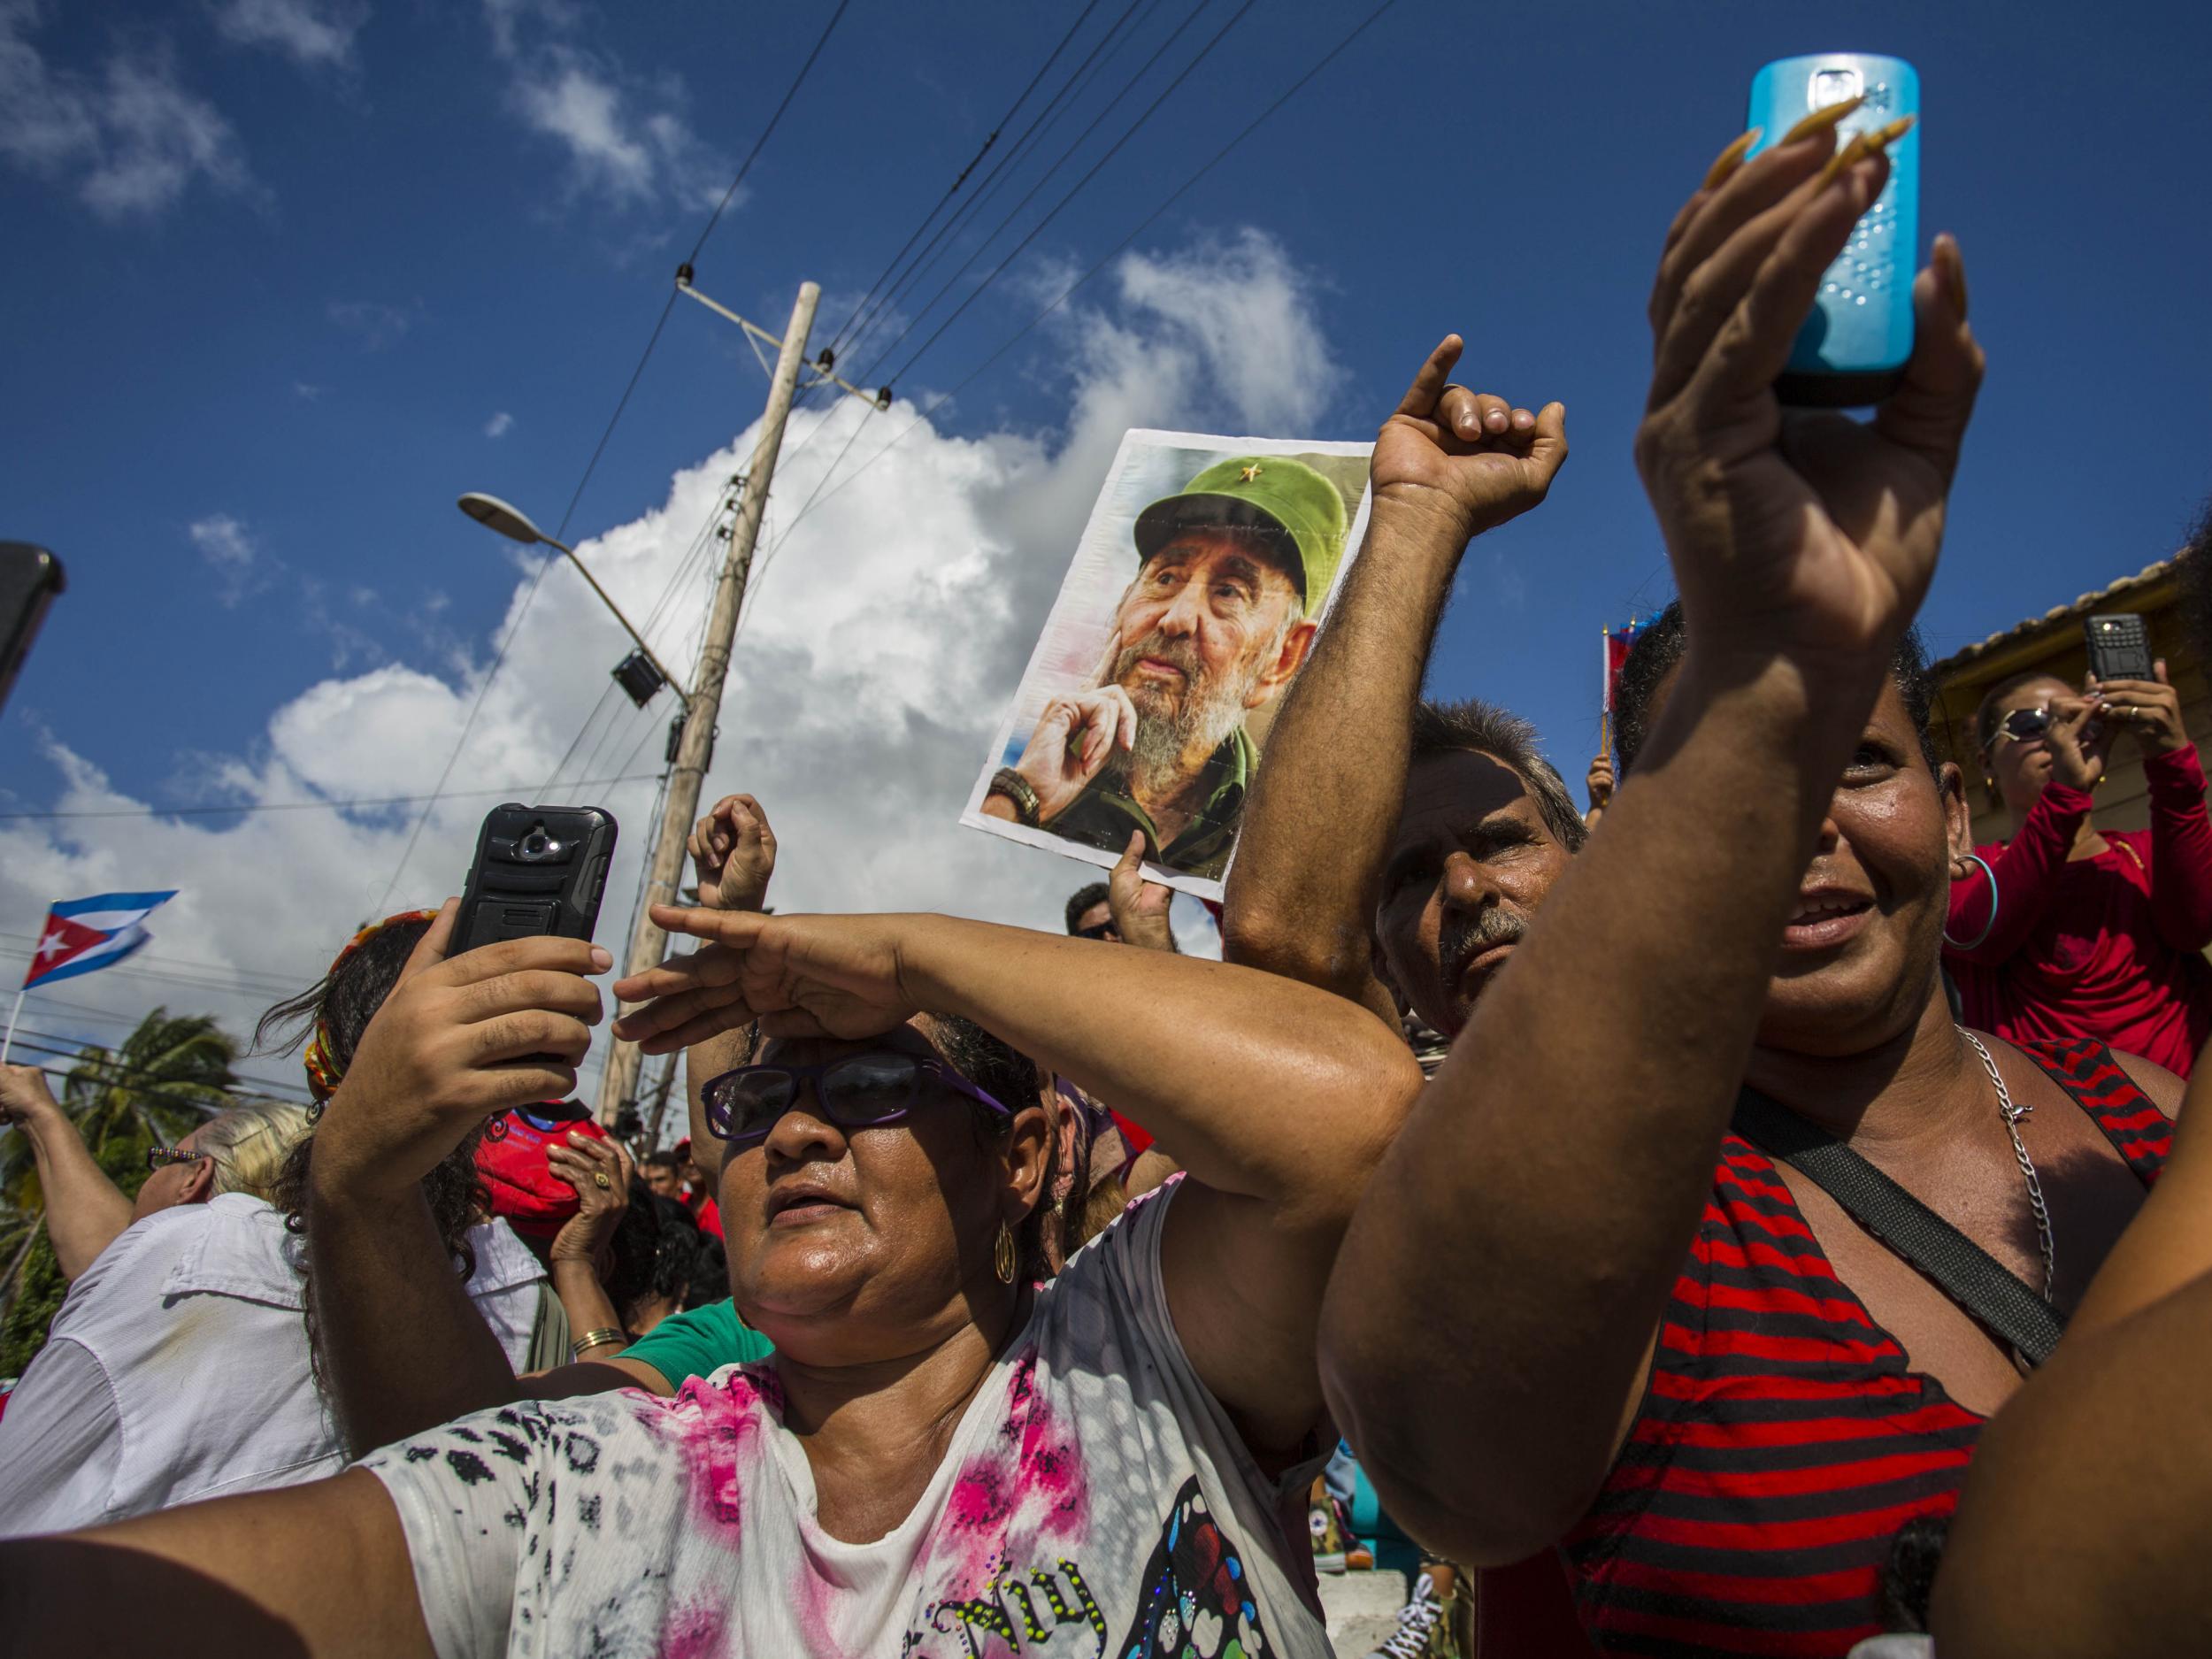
592, 1171, 611, 1189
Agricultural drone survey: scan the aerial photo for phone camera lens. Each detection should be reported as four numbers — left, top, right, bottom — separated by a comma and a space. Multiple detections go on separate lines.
523, 829, 549, 856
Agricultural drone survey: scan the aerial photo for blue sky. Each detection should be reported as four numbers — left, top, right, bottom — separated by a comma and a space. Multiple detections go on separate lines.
4, 0, 2208, 1083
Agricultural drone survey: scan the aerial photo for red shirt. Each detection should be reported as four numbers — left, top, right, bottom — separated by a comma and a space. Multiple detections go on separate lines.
689, 1194, 723, 1238
1564, 1039, 2169, 1655
1946, 746, 2212, 1075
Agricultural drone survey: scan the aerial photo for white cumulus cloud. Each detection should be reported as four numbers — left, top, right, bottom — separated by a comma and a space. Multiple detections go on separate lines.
0, 4, 255, 218
482, 2, 723, 211
211, 0, 370, 67
1, 230, 1339, 1100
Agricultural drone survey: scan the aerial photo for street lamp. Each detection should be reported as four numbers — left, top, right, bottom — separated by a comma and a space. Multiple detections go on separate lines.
456, 493, 689, 701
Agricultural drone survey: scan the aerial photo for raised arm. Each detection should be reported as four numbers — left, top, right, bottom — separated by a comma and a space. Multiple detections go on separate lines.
2098, 668, 2212, 950
0, 1471, 431, 1658
302, 905, 659, 1452
612, 906, 1425, 1455
0, 1065, 134, 1280
1319, 119, 1983, 1564
1944, 700, 2101, 964
1222, 339, 1564, 1025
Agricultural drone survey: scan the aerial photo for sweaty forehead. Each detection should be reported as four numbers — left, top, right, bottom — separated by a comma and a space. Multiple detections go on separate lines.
1396, 749, 1536, 837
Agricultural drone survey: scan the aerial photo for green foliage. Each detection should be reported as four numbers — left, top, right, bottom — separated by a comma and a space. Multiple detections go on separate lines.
0, 1010, 237, 1376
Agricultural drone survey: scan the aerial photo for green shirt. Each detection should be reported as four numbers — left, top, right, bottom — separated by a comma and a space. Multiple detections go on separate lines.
1049, 726, 1255, 880
620, 1299, 773, 1389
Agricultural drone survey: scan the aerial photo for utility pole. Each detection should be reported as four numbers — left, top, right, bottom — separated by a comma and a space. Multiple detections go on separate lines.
597, 280, 820, 1124
641, 1048, 683, 1149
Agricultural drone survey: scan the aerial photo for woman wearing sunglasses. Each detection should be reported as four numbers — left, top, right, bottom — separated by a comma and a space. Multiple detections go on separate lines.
1, 905, 1420, 1658
1946, 665, 2212, 1074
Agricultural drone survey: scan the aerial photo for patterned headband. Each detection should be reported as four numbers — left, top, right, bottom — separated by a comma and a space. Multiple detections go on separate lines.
303, 910, 440, 1106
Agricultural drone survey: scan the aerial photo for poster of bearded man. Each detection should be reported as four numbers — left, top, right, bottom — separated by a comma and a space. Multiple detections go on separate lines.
964, 428, 1372, 898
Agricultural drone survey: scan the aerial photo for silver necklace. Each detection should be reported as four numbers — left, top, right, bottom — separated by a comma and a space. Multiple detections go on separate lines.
1960, 1028, 2056, 1302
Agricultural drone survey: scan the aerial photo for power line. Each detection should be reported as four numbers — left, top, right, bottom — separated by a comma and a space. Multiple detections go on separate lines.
0, 771, 668, 823
781, 0, 1402, 540
7, 1028, 317, 1105
824, 0, 1105, 357
686, 0, 854, 268
835, 0, 1154, 371
872, 0, 1253, 391
0, 933, 304, 992
0, 955, 300, 1007
540, 481, 735, 796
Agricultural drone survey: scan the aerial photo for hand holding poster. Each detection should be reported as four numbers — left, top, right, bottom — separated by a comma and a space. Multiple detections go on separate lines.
964, 429, 1371, 899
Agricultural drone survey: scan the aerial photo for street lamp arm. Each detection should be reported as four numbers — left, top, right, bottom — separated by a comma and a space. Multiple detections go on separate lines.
540, 534, 691, 701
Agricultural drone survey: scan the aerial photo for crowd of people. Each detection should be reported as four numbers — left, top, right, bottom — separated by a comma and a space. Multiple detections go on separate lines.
4, 110, 2212, 1659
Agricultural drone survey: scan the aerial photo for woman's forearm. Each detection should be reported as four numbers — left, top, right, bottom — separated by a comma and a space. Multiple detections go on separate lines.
900, 917, 1422, 1217
1319, 654, 1878, 1563
23, 1114, 134, 1281
549, 1258, 626, 1353
1947, 783, 2092, 964
2144, 747, 2212, 949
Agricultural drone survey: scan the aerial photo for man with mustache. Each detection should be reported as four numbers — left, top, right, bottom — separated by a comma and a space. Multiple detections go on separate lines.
983, 456, 1349, 879
1224, 338, 1578, 1048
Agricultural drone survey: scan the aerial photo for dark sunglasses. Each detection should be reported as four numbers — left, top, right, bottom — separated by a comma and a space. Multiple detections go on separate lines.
700, 1052, 1010, 1148
1073, 921, 1118, 941
1987, 706, 2052, 749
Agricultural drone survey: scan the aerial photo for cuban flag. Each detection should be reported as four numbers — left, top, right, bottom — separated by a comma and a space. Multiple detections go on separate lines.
1603, 618, 1641, 715
20, 891, 178, 990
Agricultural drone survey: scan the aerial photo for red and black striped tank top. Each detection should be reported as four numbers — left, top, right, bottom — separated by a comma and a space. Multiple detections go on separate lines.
1562, 1037, 2170, 1657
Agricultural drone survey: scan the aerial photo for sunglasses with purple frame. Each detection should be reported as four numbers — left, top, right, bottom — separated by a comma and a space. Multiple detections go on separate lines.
700, 1051, 1010, 1148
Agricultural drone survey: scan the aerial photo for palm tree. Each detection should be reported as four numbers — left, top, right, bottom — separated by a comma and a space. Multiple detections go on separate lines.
2, 1007, 237, 1205
0, 1010, 237, 1370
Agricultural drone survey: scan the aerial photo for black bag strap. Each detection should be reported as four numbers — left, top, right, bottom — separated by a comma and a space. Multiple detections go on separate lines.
1731, 1086, 2065, 1367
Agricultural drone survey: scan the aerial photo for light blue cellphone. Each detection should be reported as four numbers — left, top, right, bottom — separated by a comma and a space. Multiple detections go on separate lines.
1747, 54, 1920, 406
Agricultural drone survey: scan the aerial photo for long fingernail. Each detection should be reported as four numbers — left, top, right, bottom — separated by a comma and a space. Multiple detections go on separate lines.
1782, 91, 1866, 146
1701, 126, 1762, 189
1870, 114, 1916, 149
1815, 129, 1874, 190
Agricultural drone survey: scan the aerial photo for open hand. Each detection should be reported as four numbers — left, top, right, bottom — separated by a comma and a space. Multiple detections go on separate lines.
688, 793, 778, 910
2091, 662, 2189, 757
612, 906, 923, 1053
1638, 119, 1983, 703
313, 899, 610, 1202
1371, 336, 1567, 541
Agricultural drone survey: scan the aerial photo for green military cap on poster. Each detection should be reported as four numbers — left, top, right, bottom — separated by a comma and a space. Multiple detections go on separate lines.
1132, 455, 1349, 614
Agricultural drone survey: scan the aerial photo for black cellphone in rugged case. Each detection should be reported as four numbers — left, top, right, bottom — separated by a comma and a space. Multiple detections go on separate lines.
2084, 613, 2155, 685
451, 803, 618, 956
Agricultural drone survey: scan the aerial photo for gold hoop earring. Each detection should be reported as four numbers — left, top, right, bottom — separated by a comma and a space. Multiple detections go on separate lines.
994, 1220, 1018, 1285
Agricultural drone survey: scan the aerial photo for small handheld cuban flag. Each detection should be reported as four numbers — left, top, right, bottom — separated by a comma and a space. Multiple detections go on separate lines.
1601, 618, 1640, 757
4, 890, 178, 1064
